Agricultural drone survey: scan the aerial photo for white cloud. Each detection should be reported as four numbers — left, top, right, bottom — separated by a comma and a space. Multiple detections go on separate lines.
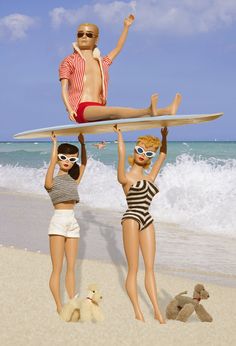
49, 2, 136, 28
0, 14, 37, 40
93, 1, 136, 24
49, 6, 91, 29
50, 0, 236, 35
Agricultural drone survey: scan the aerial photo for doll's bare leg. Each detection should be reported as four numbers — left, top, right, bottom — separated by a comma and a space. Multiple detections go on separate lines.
83, 94, 158, 121
123, 219, 145, 321
64, 237, 79, 299
49, 235, 65, 313
139, 223, 165, 323
152, 93, 182, 116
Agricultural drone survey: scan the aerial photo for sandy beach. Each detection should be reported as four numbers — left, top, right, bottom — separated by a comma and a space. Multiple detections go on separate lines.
1, 246, 236, 346
1, 188, 236, 345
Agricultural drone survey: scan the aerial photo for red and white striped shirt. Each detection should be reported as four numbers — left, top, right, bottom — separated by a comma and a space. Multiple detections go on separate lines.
59, 43, 112, 111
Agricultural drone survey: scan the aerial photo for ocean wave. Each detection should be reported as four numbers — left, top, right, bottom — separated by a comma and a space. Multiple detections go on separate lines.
152, 154, 236, 236
0, 155, 236, 237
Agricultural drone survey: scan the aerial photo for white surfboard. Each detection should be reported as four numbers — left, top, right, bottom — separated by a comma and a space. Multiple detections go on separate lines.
14, 113, 223, 139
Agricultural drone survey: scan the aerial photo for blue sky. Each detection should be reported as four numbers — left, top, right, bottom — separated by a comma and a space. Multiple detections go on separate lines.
0, 0, 235, 141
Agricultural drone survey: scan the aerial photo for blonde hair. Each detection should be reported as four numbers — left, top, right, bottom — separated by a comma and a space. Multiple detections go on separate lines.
78, 23, 99, 36
128, 135, 161, 169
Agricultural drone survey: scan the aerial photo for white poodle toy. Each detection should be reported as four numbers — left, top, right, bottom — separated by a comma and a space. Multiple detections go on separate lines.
59, 284, 104, 322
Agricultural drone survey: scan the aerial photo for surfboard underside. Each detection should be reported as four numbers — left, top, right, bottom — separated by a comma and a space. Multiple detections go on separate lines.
14, 113, 223, 139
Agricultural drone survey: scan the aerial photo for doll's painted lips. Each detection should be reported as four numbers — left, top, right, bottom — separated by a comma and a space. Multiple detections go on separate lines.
64, 164, 69, 167
138, 157, 144, 161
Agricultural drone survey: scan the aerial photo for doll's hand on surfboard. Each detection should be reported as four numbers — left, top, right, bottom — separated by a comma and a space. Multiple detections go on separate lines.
51, 131, 57, 143
68, 110, 77, 122
124, 14, 135, 27
78, 133, 85, 145
113, 125, 121, 133
161, 127, 168, 137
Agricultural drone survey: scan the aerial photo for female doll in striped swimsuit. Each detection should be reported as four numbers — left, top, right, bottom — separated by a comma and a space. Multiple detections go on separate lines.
114, 125, 168, 323
44, 132, 87, 316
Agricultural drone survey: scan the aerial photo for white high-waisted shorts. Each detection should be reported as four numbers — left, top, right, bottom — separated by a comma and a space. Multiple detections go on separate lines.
48, 210, 80, 238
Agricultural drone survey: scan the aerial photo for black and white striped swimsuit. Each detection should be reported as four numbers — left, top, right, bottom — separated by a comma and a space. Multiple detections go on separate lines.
121, 180, 159, 231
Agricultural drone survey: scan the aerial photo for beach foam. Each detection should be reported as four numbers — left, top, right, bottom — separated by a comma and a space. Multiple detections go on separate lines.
0, 155, 235, 236
154, 154, 236, 236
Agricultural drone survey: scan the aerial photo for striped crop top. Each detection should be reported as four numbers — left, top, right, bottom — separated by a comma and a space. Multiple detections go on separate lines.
46, 174, 80, 205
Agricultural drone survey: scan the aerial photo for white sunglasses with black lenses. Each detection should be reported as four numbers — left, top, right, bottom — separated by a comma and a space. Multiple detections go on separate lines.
57, 154, 79, 163
134, 146, 156, 158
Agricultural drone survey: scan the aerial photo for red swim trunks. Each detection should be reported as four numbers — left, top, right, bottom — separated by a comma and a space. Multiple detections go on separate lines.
75, 102, 104, 123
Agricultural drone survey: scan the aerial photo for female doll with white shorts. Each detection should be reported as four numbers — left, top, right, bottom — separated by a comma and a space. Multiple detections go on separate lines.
114, 125, 168, 323
44, 132, 87, 315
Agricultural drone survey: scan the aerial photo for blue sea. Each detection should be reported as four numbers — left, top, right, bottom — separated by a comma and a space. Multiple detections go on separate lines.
1, 141, 236, 237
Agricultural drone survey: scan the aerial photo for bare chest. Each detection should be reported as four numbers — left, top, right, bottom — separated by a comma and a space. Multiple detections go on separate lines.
84, 58, 102, 80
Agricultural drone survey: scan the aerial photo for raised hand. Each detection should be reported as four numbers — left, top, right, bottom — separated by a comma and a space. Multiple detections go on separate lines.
113, 124, 121, 133
50, 131, 58, 162
124, 14, 135, 27
161, 127, 168, 137
78, 133, 85, 144
51, 131, 57, 143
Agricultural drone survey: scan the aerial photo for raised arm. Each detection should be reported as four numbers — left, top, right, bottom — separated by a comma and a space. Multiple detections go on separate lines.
148, 127, 168, 182
113, 126, 127, 185
107, 14, 135, 62
76, 134, 87, 184
61, 79, 77, 122
44, 132, 58, 190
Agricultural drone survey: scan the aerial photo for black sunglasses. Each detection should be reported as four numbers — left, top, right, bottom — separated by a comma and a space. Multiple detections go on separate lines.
77, 31, 97, 39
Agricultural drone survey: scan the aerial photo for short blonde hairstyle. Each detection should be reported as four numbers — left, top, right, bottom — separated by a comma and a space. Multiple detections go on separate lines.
77, 23, 99, 36
128, 135, 161, 169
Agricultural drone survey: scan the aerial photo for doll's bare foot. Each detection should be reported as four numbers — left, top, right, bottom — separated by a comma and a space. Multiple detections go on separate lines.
150, 93, 159, 116
57, 306, 62, 314
166, 93, 182, 115
57, 308, 65, 320
135, 310, 145, 322
154, 311, 166, 324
